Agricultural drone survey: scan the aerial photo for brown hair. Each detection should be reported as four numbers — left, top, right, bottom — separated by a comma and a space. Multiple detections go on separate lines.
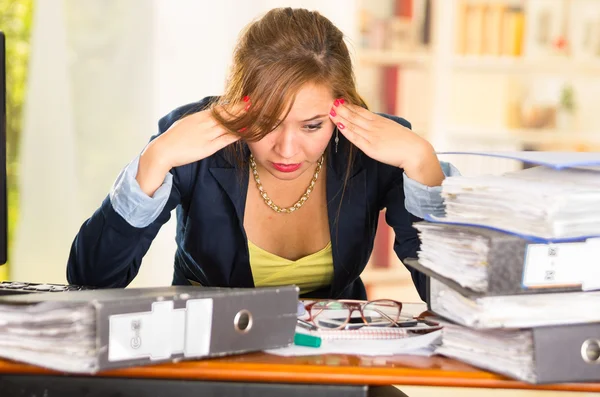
211, 7, 365, 173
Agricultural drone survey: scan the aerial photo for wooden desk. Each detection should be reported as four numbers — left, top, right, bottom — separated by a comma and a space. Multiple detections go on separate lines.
0, 352, 599, 396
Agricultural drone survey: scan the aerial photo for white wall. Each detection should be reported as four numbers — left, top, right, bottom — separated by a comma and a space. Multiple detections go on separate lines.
12, 0, 80, 283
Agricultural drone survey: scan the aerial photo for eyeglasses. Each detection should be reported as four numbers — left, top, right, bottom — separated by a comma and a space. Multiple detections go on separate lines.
303, 299, 404, 330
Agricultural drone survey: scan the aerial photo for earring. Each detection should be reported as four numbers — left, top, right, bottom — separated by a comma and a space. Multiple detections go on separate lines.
334, 128, 339, 153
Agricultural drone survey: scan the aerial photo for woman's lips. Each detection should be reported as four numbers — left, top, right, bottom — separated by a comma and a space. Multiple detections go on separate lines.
271, 162, 302, 173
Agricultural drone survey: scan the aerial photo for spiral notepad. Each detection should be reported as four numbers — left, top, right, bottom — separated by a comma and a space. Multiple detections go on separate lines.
305, 323, 441, 340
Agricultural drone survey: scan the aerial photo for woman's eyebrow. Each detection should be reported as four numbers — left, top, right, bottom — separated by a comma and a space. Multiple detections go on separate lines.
301, 114, 327, 122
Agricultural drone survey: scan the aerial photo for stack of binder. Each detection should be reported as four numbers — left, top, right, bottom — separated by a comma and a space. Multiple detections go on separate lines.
0, 285, 298, 373
406, 151, 600, 384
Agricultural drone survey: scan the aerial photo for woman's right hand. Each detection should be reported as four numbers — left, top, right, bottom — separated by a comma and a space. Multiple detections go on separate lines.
136, 107, 242, 197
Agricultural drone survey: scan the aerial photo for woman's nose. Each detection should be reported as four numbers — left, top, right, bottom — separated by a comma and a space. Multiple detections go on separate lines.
273, 128, 298, 159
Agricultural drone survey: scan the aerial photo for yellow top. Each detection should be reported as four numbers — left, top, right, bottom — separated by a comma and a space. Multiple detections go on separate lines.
248, 240, 334, 295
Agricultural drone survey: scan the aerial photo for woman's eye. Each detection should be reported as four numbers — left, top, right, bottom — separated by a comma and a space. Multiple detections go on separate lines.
304, 123, 323, 132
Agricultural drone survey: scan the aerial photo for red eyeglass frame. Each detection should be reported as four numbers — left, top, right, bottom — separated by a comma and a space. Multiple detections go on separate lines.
303, 299, 404, 329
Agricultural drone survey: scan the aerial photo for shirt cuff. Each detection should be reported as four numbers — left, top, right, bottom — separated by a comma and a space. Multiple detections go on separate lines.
109, 155, 173, 228
403, 161, 461, 218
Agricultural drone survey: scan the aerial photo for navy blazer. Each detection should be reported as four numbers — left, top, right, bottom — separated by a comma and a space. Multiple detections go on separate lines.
67, 97, 427, 301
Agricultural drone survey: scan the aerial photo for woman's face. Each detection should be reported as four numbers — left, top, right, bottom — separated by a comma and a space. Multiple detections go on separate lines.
247, 83, 336, 181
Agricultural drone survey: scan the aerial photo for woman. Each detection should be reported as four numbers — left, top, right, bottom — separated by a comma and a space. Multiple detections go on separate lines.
66, 8, 458, 302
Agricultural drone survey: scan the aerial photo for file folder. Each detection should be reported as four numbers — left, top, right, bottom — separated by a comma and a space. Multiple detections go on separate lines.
423, 277, 600, 329
430, 154, 600, 242
409, 222, 596, 295
437, 319, 600, 384
0, 286, 298, 373
405, 255, 581, 299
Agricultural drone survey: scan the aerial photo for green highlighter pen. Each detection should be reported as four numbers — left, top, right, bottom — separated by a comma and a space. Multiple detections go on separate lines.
294, 332, 322, 348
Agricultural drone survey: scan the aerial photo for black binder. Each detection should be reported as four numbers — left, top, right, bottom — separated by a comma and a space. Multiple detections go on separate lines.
437, 319, 600, 384
0, 285, 298, 373
410, 222, 587, 297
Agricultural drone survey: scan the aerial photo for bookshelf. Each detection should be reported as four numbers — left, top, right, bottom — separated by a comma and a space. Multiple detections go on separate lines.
452, 55, 600, 75
354, 0, 600, 301
355, 0, 600, 153
356, 49, 431, 67
448, 126, 600, 146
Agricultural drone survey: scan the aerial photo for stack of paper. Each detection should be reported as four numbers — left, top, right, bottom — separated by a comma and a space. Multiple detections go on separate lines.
266, 329, 442, 357
0, 301, 97, 373
405, 151, 600, 384
413, 222, 490, 292
429, 278, 600, 329
438, 166, 600, 240
436, 322, 536, 383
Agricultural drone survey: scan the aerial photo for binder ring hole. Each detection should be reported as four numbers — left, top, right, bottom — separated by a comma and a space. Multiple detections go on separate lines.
234, 310, 253, 334
581, 339, 600, 364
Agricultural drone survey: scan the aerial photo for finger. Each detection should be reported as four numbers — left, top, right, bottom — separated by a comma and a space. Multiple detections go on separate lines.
332, 100, 374, 130
202, 118, 228, 140
335, 122, 371, 152
211, 130, 241, 149
212, 98, 251, 133
216, 96, 251, 120
343, 102, 376, 121
329, 107, 371, 143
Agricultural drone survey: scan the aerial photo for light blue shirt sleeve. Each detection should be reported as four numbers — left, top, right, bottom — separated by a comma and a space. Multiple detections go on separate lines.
109, 155, 173, 228
403, 161, 461, 219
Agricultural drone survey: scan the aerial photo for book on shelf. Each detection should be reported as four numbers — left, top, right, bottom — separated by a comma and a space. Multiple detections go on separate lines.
358, 0, 432, 52
456, 1, 525, 57
456, 0, 600, 60
483, 2, 505, 56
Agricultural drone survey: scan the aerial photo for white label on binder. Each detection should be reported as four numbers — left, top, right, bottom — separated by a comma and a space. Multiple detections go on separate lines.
523, 242, 588, 288
583, 238, 600, 291
171, 308, 186, 354
108, 311, 153, 362
108, 298, 212, 362
184, 299, 213, 357
149, 301, 174, 360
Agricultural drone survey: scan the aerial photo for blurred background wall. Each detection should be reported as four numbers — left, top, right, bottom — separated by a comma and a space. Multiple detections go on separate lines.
2, 0, 600, 303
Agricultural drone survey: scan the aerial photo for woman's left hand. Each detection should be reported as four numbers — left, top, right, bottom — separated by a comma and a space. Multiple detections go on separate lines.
329, 100, 445, 186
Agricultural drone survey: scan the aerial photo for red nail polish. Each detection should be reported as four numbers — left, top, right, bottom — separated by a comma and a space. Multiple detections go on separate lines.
244, 102, 251, 111
340, 98, 345, 104
334, 99, 340, 107
239, 127, 247, 133
243, 95, 250, 102
330, 108, 336, 117
338, 122, 345, 129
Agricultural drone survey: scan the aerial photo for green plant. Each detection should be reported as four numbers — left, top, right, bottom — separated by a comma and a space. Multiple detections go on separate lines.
0, 0, 34, 280
560, 84, 576, 112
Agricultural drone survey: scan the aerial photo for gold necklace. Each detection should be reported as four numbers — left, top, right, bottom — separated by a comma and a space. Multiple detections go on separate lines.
249, 154, 324, 214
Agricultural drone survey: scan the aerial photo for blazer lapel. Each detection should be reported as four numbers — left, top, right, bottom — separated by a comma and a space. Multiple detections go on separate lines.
209, 167, 248, 224
209, 150, 255, 288
326, 140, 368, 298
